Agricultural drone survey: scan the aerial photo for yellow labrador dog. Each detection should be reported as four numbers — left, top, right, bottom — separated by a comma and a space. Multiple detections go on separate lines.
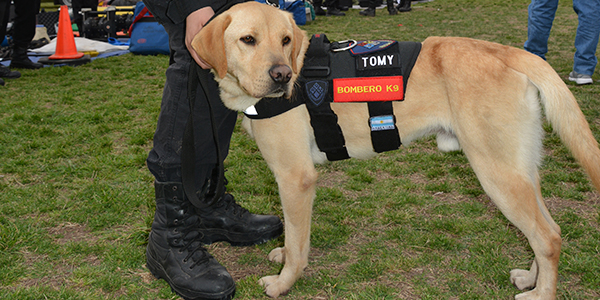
192, 2, 600, 299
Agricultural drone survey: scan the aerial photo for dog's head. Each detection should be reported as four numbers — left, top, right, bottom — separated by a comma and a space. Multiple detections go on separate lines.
192, 2, 309, 111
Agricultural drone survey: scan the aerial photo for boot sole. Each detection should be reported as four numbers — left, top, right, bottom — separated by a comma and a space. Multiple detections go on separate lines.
200, 223, 284, 246
10, 63, 43, 69
146, 248, 236, 300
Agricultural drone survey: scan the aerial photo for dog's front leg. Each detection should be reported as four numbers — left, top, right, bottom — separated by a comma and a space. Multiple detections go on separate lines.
259, 165, 317, 297
249, 109, 318, 298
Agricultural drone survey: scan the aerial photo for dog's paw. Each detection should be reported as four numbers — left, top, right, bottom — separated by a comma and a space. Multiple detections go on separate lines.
514, 289, 547, 300
259, 275, 290, 298
268, 247, 286, 264
510, 268, 537, 290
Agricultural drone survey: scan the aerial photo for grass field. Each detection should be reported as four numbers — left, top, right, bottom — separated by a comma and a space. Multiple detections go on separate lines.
1, 0, 599, 299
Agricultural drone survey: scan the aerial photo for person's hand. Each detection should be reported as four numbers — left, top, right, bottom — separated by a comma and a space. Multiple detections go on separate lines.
185, 7, 215, 69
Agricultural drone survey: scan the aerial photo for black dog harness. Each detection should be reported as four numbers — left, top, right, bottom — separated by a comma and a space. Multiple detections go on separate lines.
245, 34, 421, 161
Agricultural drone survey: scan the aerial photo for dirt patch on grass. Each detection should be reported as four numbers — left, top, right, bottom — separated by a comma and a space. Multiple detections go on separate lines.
207, 242, 275, 281
545, 193, 600, 229
48, 222, 98, 245
10, 250, 101, 291
7, 223, 106, 292
12, 250, 66, 291
317, 170, 348, 188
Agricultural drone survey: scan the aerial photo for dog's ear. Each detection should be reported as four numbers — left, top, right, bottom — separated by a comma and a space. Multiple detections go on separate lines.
290, 20, 308, 74
191, 15, 232, 79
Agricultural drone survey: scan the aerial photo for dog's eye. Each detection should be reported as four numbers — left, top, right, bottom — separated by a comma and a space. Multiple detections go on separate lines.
240, 36, 256, 45
282, 36, 291, 46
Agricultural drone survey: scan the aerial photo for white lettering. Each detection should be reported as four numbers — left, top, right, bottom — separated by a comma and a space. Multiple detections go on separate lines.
369, 56, 377, 66
360, 54, 396, 69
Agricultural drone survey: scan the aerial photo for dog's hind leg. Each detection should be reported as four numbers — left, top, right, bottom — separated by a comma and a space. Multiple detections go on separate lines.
453, 79, 561, 299
465, 150, 561, 299
461, 138, 561, 300
509, 173, 561, 293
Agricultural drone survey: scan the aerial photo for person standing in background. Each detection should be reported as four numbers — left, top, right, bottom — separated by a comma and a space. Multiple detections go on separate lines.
359, 0, 398, 16
313, 0, 346, 16
525, 0, 600, 85
0, 0, 43, 72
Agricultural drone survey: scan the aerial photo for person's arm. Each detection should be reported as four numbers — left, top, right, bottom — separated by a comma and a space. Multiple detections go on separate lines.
143, 0, 221, 68
143, 0, 220, 24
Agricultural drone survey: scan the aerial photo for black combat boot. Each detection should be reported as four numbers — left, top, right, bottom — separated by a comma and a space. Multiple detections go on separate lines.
146, 181, 236, 300
0, 65, 21, 79
387, 0, 398, 14
10, 46, 43, 69
326, 7, 346, 16
396, 0, 412, 12
360, 7, 376, 16
314, 5, 326, 15
195, 175, 283, 246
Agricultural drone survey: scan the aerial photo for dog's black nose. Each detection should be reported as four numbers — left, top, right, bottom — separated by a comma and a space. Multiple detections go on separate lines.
269, 65, 292, 84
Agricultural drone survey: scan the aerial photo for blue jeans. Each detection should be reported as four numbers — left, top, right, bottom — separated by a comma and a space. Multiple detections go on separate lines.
524, 0, 600, 76
146, 19, 238, 188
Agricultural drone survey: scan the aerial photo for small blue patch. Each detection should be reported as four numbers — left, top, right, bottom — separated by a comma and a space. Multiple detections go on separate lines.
370, 115, 395, 131
350, 40, 398, 56
306, 80, 328, 106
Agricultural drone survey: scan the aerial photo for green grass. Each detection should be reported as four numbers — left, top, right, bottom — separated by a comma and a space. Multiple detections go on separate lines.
1, 0, 600, 299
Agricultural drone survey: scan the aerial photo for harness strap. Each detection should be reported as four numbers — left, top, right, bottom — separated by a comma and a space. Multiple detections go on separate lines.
306, 100, 350, 161
367, 101, 401, 153
181, 63, 224, 209
363, 42, 420, 153
303, 34, 350, 161
398, 41, 422, 93
302, 34, 331, 78
180, 2, 252, 209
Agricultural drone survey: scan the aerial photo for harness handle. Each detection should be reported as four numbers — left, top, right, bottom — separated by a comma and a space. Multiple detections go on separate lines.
331, 40, 357, 52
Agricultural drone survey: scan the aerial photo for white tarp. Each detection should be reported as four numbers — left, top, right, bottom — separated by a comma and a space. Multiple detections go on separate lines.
29, 37, 129, 55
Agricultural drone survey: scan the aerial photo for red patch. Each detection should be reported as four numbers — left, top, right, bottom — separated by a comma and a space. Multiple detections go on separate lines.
333, 76, 404, 102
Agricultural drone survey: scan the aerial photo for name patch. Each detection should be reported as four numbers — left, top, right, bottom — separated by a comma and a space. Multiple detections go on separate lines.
357, 53, 399, 71
333, 76, 404, 102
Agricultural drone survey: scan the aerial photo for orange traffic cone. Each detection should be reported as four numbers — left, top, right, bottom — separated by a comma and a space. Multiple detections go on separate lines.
39, 5, 90, 66
50, 5, 83, 59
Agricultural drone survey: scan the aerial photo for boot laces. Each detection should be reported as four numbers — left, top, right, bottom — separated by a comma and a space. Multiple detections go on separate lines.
176, 202, 212, 267
219, 194, 250, 218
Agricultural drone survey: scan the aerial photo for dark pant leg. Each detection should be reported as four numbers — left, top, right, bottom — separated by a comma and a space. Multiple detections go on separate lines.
0, 0, 10, 40
146, 20, 238, 189
11, 0, 40, 48
323, 0, 338, 8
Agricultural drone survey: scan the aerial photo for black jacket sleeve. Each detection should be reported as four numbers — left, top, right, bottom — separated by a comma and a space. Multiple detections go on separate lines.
143, 0, 226, 25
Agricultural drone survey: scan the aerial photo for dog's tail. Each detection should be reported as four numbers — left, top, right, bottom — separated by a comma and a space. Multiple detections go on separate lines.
511, 51, 600, 192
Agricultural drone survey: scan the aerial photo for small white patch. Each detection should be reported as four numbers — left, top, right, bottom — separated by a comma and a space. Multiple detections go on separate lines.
437, 130, 461, 152
244, 105, 258, 116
